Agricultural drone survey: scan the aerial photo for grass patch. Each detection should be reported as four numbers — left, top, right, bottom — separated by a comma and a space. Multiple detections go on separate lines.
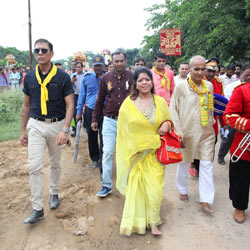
0, 89, 23, 142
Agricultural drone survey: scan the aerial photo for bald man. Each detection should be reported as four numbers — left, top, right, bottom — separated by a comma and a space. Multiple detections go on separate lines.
170, 55, 215, 214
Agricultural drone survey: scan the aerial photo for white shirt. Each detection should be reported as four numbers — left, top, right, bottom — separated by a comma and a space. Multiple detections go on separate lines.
224, 80, 241, 100
174, 75, 187, 86
71, 72, 85, 95
219, 74, 237, 88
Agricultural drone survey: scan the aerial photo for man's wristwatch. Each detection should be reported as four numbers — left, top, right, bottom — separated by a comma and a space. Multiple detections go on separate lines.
62, 128, 69, 133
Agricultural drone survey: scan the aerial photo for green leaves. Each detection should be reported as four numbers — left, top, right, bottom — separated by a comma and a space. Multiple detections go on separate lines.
143, 0, 250, 65
0, 46, 35, 67
0, 90, 23, 122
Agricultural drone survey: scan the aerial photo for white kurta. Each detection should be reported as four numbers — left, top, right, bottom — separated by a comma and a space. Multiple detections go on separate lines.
170, 79, 215, 163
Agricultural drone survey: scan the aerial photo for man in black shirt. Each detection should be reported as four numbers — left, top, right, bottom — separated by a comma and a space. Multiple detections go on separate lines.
20, 38, 74, 224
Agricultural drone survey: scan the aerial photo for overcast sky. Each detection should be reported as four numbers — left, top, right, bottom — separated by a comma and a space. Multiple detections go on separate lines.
1, 0, 163, 60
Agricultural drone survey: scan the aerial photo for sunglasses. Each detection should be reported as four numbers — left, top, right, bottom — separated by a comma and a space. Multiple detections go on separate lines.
34, 48, 49, 54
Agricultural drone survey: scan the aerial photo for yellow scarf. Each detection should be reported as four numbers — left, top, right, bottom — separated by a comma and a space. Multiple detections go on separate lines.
188, 77, 213, 126
35, 64, 57, 115
152, 66, 170, 90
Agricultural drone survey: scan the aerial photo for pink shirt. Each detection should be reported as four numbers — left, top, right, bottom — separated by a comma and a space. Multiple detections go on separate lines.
151, 68, 175, 106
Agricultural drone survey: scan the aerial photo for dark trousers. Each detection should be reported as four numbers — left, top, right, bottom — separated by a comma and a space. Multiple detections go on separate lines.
72, 94, 79, 132
218, 126, 236, 160
229, 158, 250, 210
84, 106, 103, 171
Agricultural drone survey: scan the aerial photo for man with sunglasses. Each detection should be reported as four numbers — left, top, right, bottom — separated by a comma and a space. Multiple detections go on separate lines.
20, 38, 74, 224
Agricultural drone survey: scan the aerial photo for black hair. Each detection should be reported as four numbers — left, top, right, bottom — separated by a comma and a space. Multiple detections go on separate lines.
226, 64, 235, 71
179, 62, 189, 66
34, 38, 53, 52
111, 51, 126, 59
130, 67, 155, 100
134, 58, 145, 65
235, 63, 242, 69
242, 63, 250, 72
154, 52, 167, 60
75, 61, 83, 67
145, 62, 153, 69
55, 62, 62, 66
208, 57, 219, 65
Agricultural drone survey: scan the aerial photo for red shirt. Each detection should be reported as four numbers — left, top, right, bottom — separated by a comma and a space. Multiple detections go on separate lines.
210, 76, 224, 134
212, 76, 224, 95
223, 82, 250, 161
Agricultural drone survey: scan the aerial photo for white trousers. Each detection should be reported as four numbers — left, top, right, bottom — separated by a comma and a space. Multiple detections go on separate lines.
27, 118, 64, 210
176, 161, 215, 204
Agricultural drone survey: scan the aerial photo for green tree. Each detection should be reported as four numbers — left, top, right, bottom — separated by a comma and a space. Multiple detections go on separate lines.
143, 0, 250, 67
0, 46, 35, 67
116, 48, 141, 66
83, 50, 95, 67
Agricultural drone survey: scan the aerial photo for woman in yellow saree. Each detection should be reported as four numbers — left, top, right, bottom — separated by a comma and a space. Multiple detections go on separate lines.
116, 67, 172, 236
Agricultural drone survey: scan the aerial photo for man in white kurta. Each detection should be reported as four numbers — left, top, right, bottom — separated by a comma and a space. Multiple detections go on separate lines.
170, 55, 215, 213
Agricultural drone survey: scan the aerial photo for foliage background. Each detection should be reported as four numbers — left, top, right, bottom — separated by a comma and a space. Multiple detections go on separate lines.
0, 90, 23, 141
0, 46, 35, 68
1, 0, 250, 70
141, 0, 250, 68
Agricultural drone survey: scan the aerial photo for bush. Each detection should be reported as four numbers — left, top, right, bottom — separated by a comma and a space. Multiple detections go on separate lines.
0, 90, 23, 122
0, 89, 23, 141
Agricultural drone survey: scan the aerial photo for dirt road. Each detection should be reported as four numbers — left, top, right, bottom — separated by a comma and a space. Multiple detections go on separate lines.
0, 134, 249, 250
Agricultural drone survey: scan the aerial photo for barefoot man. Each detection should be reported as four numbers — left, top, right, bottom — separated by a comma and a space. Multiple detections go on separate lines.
170, 55, 215, 213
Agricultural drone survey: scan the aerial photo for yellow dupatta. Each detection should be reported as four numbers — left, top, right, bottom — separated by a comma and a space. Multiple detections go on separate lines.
35, 64, 57, 115
116, 95, 171, 195
188, 77, 213, 126
152, 66, 170, 90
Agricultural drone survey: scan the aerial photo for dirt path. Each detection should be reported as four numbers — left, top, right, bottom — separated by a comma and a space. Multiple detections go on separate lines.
0, 135, 249, 250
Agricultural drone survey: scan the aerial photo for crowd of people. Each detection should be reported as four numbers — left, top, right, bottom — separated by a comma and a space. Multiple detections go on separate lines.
17, 38, 249, 237
0, 66, 29, 91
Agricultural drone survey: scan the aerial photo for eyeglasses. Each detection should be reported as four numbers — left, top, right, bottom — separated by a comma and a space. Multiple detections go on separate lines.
34, 48, 49, 54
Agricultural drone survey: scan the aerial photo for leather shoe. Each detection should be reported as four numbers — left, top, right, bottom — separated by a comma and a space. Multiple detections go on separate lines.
234, 209, 245, 223
24, 209, 44, 224
218, 158, 226, 165
50, 194, 60, 209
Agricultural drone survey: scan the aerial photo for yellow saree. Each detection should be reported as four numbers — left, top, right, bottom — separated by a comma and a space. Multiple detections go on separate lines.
116, 94, 172, 236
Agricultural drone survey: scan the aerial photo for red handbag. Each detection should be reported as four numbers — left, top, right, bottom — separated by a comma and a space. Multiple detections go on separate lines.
157, 121, 183, 165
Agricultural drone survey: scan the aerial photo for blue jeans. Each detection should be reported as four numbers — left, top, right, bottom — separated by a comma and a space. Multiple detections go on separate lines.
101, 116, 117, 189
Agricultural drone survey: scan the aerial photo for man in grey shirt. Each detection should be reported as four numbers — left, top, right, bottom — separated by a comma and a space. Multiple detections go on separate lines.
71, 61, 85, 136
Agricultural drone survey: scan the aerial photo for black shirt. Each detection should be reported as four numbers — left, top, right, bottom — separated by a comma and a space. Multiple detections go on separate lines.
23, 65, 74, 119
